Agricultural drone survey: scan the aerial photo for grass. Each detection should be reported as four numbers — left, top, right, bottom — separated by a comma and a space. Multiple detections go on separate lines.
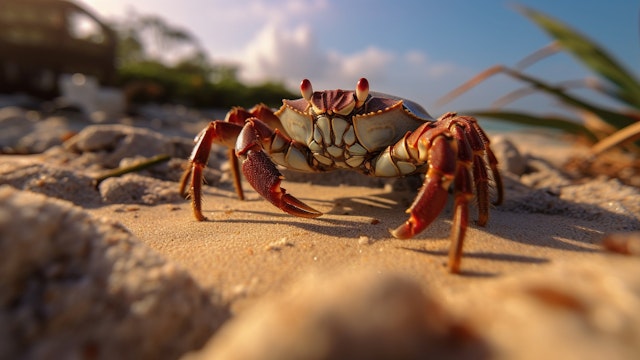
437, 5, 640, 186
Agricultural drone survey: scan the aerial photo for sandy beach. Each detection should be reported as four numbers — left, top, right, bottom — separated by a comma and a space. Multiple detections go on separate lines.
1, 104, 639, 359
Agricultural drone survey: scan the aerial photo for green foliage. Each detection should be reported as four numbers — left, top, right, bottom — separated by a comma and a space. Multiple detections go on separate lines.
116, 60, 295, 108
110, 12, 296, 108
438, 5, 640, 157
521, 7, 640, 109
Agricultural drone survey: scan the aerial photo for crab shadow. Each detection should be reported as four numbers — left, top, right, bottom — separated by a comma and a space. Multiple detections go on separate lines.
217, 196, 404, 239
399, 247, 548, 278
202, 173, 640, 270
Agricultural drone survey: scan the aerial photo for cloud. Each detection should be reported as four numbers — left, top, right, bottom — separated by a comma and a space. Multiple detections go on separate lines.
339, 47, 396, 81
226, 21, 463, 112
237, 24, 332, 85
93, 0, 471, 110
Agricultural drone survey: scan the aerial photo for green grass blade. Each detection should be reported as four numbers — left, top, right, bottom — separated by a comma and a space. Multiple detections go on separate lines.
517, 5, 640, 110
469, 110, 599, 142
438, 65, 636, 131
93, 154, 171, 185
500, 67, 637, 130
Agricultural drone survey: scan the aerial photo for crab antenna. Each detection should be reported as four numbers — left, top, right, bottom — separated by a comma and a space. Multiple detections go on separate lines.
356, 78, 369, 107
301, 79, 313, 102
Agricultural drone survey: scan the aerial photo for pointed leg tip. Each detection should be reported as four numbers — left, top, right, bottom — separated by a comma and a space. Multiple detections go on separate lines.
194, 212, 208, 222
389, 223, 414, 239
447, 249, 463, 274
448, 262, 461, 274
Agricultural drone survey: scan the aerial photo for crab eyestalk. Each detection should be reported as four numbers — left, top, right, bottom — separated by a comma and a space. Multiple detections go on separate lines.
301, 78, 313, 102
356, 78, 369, 108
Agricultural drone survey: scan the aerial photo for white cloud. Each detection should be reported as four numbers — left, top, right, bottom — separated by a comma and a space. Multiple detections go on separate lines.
237, 24, 332, 85
206, 0, 328, 30
339, 47, 396, 81
404, 50, 427, 66
86, 0, 468, 110
224, 20, 463, 113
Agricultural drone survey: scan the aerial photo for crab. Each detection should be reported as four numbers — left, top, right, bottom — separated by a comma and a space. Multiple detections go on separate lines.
179, 78, 503, 273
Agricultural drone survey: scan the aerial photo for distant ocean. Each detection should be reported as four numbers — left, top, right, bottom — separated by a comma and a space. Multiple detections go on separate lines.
477, 118, 537, 133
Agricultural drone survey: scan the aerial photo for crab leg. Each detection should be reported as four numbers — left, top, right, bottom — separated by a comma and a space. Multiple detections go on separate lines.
180, 104, 289, 221
179, 120, 244, 221
448, 162, 474, 273
390, 132, 457, 240
387, 115, 484, 273
235, 118, 322, 218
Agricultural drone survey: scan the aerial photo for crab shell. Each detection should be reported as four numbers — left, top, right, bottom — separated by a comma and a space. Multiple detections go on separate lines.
273, 80, 435, 172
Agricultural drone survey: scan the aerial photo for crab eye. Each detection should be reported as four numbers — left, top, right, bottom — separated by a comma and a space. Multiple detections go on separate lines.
356, 78, 369, 107
300, 78, 313, 102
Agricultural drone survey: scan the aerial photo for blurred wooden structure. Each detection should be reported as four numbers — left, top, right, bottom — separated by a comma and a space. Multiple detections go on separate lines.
0, 0, 116, 98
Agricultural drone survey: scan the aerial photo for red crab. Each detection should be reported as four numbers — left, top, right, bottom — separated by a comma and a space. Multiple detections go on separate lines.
179, 78, 503, 273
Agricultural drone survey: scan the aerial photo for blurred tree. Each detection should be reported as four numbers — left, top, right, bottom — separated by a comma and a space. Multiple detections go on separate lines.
109, 10, 295, 108
113, 12, 203, 65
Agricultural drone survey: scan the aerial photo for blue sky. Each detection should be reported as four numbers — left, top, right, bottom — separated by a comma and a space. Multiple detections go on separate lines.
81, 0, 639, 117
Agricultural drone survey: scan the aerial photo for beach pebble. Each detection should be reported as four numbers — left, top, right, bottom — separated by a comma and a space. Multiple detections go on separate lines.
490, 135, 527, 176
358, 235, 373, 245
265, 237, 294, 251
0, 107, 37, 153
64, 124, 193, 169
99, 173, 183, 205
0, 186, 228, 360
0, 161, 101, 206
185, 271, 486, 360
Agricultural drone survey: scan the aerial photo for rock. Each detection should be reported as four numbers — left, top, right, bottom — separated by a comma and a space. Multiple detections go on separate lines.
0, 107, 36, 153
490, 135, 527, 176
185, 271, 488, 360
500, 164, 640, 230
99, 173, 184, 205
63, 124, 193, 169
0, 186, 229, 360
57, 124, 226, 186
15, 115, 84, 154
0, 161, 102, 206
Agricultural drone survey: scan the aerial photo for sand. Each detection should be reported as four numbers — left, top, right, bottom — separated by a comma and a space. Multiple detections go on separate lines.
1, 104, 639, 359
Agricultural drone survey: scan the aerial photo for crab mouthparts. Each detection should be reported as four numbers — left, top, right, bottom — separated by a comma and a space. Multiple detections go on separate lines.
310, 89, 356, 114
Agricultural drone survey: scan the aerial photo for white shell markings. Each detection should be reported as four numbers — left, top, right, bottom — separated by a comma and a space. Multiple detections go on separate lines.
345, 156, 365, 168
316, 116, 331, 146
326, 145, 343, 158
286, 147, 312, 171
278, 106, 314, 144
373, 151, 398, 177
343, 126, 356, 145
331, 118, 349, 146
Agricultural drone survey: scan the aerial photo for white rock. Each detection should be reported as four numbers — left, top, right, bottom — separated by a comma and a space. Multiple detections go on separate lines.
0, 186, 228, 360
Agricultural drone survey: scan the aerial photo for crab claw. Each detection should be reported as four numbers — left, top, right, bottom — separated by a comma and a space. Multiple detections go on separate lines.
242, 150, 321, 217
390, 134, 456, 239
237, 119, 322, 218
389, 169, 450, 239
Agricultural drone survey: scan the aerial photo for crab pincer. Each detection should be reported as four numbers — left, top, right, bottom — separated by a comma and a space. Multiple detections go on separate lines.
235, 119, 322, 218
